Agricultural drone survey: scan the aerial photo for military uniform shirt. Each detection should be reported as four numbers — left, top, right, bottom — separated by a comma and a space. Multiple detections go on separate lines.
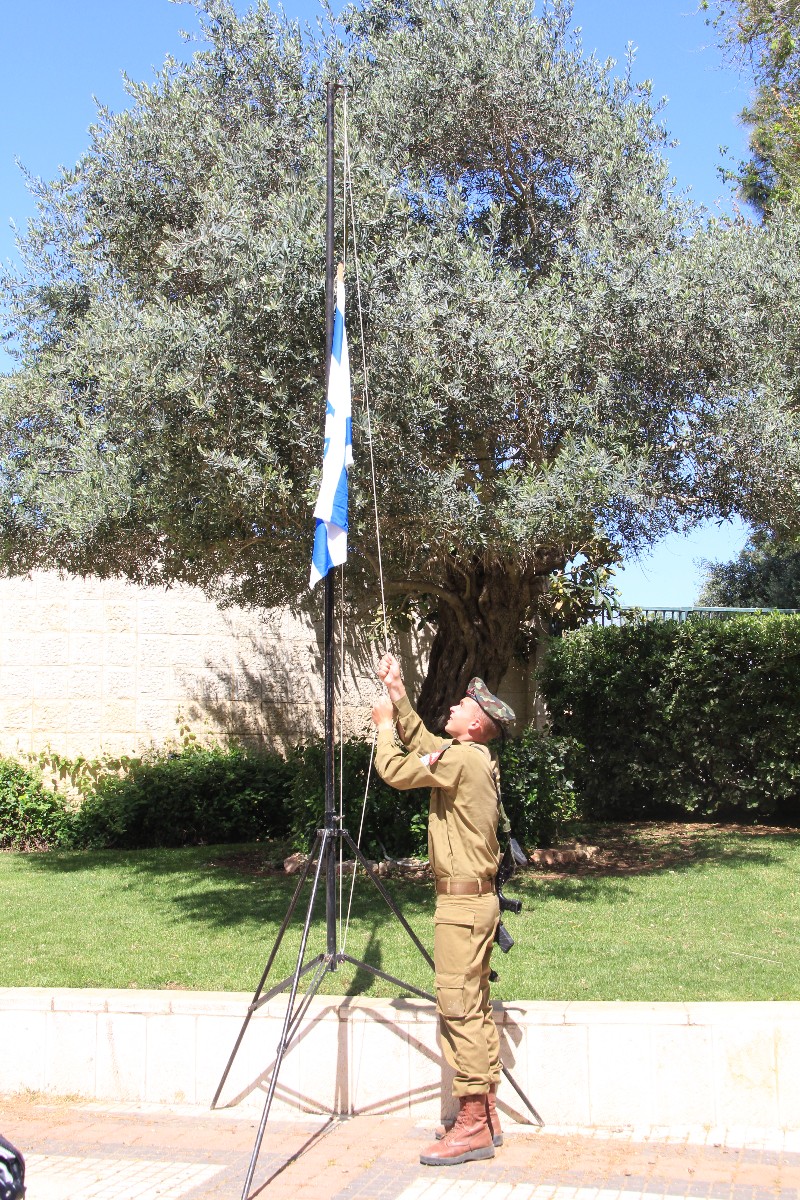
375, 693, 501, 882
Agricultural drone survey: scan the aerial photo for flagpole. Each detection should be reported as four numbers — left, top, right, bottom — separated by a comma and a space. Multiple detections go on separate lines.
324, 79, 337, 965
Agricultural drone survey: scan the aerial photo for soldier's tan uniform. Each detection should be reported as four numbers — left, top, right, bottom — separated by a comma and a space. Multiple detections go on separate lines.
375, 692, 501, 1098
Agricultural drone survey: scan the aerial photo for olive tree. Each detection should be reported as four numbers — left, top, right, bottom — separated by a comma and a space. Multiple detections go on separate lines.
2, 0, 799, 725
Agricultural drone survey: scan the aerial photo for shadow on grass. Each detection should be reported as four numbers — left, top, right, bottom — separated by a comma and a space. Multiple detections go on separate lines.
18, 842, 433, 946
16, 825, 799, 923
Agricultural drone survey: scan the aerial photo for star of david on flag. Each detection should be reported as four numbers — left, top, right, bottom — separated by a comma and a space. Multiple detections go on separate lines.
310, 275, 352, 588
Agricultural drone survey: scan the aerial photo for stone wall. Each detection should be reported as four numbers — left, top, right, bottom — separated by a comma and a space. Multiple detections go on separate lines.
0, 573, 537, 759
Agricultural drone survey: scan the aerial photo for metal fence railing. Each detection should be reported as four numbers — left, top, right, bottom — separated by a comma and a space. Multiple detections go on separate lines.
601, 606, 800, 627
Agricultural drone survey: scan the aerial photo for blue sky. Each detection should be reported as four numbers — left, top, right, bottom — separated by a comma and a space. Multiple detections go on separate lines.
1, 0, 756, 605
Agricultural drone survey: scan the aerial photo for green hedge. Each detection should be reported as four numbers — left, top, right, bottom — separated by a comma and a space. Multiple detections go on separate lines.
539, 613, 800, 822
0, 759, 71, 850
497, 727, 580, 848
1, 728, 579, 855
69, 744, 294, 849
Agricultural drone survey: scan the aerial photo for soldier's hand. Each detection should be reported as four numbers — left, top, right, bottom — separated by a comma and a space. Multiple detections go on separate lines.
371, 696, 395, 730
377, 653, 406, 701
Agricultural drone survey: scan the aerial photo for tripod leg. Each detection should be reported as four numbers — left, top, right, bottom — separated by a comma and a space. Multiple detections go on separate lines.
342, 830, 435, 970
501, 1062, 545, 1127
240, 829, 334, 1199
240, 952, 332, 1200
211, 833, 323, 1110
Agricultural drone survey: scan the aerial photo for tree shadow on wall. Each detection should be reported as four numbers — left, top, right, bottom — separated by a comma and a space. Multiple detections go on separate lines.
176, 600, 431, 752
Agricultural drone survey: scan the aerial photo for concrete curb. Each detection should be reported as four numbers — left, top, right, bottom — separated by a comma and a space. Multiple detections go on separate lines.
2, 989, 800, 1131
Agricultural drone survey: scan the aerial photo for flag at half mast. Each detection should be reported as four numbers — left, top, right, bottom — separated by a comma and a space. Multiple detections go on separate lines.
310, 273, 352, 588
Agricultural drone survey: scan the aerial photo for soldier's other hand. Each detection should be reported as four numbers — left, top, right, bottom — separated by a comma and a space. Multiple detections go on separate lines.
371, 696, 395, 730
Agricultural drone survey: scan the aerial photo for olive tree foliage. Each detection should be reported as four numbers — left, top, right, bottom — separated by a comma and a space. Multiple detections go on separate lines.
703, 0, 800, 213
2, 0, 800, 726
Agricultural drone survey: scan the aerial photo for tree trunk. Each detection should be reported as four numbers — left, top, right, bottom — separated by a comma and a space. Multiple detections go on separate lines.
414, 558, 550, 731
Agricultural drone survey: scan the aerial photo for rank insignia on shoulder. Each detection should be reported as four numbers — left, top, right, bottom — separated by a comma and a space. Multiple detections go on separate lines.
419, 745, 450, 768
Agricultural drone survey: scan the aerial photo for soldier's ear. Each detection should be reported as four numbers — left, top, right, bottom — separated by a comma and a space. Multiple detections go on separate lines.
468, 715, 486, 741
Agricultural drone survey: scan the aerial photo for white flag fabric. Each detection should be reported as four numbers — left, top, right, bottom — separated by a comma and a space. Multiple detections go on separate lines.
310, 278, 353, 588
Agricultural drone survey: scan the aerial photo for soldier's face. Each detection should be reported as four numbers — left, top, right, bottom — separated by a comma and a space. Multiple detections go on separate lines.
445, 696, 483, 739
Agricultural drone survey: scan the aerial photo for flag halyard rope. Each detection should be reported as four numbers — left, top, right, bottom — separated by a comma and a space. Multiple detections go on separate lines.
339, 90, 392, 955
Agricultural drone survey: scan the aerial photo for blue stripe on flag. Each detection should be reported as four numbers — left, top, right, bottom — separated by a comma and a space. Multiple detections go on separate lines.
311, 519, 334, 582
331, 306, 344, 365
309, 278, 351, 588
330, 465, 349, 531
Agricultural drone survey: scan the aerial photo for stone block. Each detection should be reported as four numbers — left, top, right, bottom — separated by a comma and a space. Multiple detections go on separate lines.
102, 699, 138, 733
712, 1021, 780, 1127
777, 1023, 800, 1127
587, 1021, 653, 1125
170, 636, 216, 668
67, 667, 103, 700
176, 667, 233, 703
104, 635, 138, 667
96, 1012, 147, 1101
135, 700, 177, 738
66, 699, 105, 732
0, 665, 36, 696
136, 598, 177, 634
38, 600, 70, 631
34, 632, 70, 666
33, 666, 71, 700
32, 698, 70, 732
197, 1009, 304, 1117
136, 667, 173, 697
69, 598, 105, 629
67, 577, 105, 599
68, 632, 105, 665
232, 670, 262, 703
145, 1013, 197, 1104
525, 1021, 590, 1126
0, 1009, 48, 1092
103, 666, 137, 698
3, 701, 33, 729
651, 1023, 716, 1126
295, 1003, 346, 1114
104, 601, 137, 634
348, 1005, 413, 1116
137, 636, 173, 665
405, 1007, 446, 1122
46, 1010, 97, 1096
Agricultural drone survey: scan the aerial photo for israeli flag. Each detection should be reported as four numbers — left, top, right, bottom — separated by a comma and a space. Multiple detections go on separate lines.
310, 277, 353, 587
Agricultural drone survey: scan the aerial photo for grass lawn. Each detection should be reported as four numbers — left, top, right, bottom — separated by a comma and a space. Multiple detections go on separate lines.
1, 824, 798, 1001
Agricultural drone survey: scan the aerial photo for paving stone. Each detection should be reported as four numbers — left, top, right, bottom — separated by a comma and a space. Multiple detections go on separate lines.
1, 1097, 800, 1200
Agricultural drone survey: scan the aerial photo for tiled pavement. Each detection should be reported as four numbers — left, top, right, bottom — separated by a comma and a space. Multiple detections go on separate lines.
2, 1097, 800, 1200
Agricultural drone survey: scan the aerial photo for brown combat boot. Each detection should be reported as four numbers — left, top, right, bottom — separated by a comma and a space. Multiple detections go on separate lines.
420, 1095, 495, 1166
434, 1085, 503, 1147
486, 1084, 504, 1146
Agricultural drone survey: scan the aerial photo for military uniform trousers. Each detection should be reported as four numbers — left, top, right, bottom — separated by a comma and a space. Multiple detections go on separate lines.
434, 891, 501, 1097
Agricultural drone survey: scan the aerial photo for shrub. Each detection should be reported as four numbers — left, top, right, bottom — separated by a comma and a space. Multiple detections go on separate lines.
287, 738, 429, 859
539, 613, 800, 822
288, 729, 581, 859
498, 728, 582, 849
69, 743, 293, 849
0, 758, 71, 850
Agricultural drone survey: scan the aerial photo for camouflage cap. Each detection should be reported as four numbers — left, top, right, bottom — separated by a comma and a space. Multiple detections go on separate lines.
466, 677, 516, 733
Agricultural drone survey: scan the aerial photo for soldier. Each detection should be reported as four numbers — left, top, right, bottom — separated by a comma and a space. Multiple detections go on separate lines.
371, 652, 515, 1167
